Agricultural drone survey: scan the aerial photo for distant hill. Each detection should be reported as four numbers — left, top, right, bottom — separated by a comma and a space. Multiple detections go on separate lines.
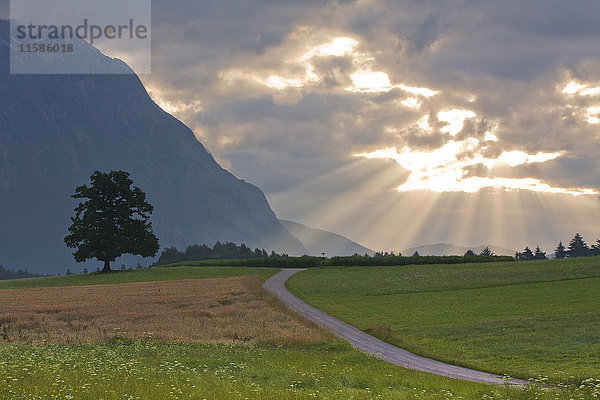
403, 243, 516, 257
280, 220, 373, 256
0, 20, 306, 273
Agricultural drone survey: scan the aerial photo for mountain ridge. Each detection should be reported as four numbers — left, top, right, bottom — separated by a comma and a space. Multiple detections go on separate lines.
280, 220, 373, 256
0, 20, 306, 273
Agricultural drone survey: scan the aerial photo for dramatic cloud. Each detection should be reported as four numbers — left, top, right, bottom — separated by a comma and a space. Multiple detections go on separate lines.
135, 0, 600, 251
354, 143, 595, 195
7, 0, 596, 251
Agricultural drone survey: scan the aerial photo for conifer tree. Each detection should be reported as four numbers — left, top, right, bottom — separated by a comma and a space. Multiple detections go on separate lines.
567, 233, 589, 258
522, 247, 534, 261
591, 240, 600, 257
479, 246, 493, 256
534, 246, 547, 260
554, 242, 566, 259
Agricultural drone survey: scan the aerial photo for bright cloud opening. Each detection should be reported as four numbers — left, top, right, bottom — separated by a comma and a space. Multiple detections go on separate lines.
345, 72, 439, 97
401, 97, 421, 110
587, 107, 600, 124
417, 115, 433, 132
146, 87, 204, 116
355, 141, 594, 196
266, 76, 305, 90
223, 33, 441, 102
560, 77, 600, 125
301, 36, 359, 60
397, 84, 438, 98
484, 131, 499, 142
348, 70, 393, 92
394, 176, 599, 196
493, 150, 561, 167
562, 80, 600, 96
437, 109, 476, 136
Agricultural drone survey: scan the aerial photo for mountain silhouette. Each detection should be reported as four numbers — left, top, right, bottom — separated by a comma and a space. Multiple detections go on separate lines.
280, 220, 373, 256
0, 20, 306, 273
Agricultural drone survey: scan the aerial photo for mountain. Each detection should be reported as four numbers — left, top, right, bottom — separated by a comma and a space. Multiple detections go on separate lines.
402, 243, 516, 257
0, 20, 306, 273
280, 220, 373, 256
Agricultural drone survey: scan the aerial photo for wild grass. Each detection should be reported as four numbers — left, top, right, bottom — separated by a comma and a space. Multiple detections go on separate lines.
0, 266, 279, 290
2, 339, 599, 400
0, 275, 325, 346
287, 258, 600, 385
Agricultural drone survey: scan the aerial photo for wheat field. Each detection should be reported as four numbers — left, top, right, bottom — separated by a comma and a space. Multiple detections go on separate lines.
0, 275, 325, 345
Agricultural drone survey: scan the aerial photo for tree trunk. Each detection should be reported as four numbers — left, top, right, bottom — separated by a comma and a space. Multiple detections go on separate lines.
102, 260, 111, 273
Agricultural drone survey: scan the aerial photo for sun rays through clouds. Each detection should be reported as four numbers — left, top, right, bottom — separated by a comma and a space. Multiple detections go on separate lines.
141, 1, 600, 251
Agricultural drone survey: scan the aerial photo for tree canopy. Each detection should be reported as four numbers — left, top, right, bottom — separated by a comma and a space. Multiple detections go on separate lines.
567, 233, 589, 258
515, 233, 600, 262
534, 246, 547, 260
592, 240, 600, 257
156, 242, 278, 266
0, 265, 42, 280
479, 247, 493, 256
64, 171, 159, 272
515, 246, 535, 261
554, 241, 566, 259
464, 249, 476, 257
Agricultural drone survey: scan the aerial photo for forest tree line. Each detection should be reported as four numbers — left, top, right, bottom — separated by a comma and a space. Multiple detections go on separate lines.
515, 233, 600, 261
155, 242, 290, 266
154, 242, 514, 268
0, 265, 42, 280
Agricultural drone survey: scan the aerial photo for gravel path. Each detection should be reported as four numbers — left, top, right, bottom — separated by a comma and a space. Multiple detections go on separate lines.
264, 268, 528, 387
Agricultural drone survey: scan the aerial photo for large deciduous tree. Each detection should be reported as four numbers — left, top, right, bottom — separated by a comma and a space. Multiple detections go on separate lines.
64, 171, 159, 272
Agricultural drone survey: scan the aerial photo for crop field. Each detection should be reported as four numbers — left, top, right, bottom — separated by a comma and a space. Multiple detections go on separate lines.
0, 275, 324, 345
287, 258, 600, 385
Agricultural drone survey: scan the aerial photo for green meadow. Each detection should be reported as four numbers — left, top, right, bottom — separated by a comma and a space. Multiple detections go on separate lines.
1, 261, 599, 399
287, 258, 600, 385
0, 266, 278, 290
3, 339, 598, 400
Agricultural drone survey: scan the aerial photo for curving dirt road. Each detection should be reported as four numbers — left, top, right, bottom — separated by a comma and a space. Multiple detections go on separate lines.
263, 268, 528, 387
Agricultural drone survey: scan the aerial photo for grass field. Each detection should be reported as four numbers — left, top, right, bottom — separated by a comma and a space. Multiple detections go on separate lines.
0, 266, 279, 290
2, 263, 599, 399
287, 258, 600, 385
4, 339, 599, 400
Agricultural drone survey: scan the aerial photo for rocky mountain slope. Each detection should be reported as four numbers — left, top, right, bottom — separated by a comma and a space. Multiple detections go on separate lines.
0, 20, 306, 273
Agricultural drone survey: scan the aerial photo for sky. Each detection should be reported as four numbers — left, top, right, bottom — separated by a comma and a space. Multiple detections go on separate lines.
3, 0, 600, 252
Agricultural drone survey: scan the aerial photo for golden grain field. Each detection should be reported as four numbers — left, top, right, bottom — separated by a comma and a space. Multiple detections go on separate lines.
0, 275, 326, 345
